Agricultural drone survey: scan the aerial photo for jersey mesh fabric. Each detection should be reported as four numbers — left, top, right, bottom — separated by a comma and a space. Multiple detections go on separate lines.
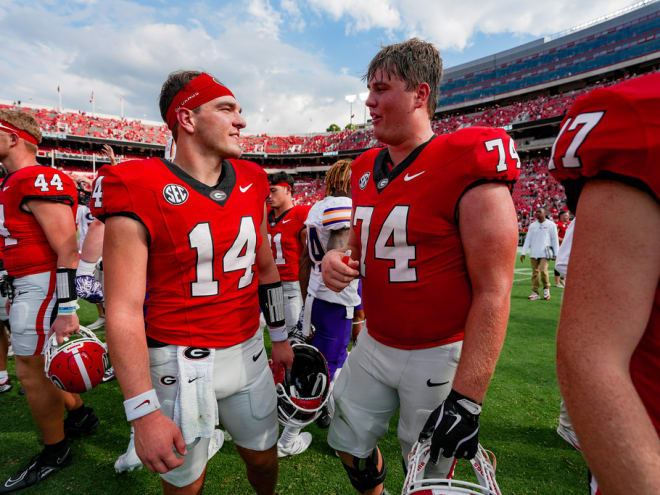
267, 204, 310, 281
0, 166, 77, 277
306, 196, 359, 306
92, 157, 269, 348
351, 127, 520, 350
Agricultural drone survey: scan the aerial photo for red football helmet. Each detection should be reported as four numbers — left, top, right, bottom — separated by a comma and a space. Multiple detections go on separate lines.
44, 326, 110, 393
402, 440, 501, 495
269, 343, 330, 427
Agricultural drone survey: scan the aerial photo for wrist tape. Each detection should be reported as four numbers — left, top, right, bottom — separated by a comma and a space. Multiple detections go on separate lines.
56, 268, 77, 303
258, 282, 285, 327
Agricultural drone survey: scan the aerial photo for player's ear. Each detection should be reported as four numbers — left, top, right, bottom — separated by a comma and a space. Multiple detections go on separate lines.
176, 108, 196, 136
414, 82, 430, 110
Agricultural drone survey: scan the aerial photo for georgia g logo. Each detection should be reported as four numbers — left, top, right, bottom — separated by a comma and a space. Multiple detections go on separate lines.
359, 172, 370, 190
163, 184, 189, 205
183, 347, 211, 360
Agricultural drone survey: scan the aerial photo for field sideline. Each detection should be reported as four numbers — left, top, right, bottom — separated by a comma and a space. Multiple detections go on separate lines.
0, 258, 587, 494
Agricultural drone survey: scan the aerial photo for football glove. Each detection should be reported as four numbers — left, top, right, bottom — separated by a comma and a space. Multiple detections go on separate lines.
0, 273, 15, 303
419, 389, 482, 463
75, 275, 104, 303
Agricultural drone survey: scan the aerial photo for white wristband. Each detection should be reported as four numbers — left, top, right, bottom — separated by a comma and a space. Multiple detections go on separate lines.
124, 389, 161, 421
268, 325, 288, 342
58, 300, 79, 314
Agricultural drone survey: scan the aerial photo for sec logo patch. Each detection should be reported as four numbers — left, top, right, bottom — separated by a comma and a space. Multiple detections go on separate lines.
163, 184, 189, 205
359, 172, 370, 190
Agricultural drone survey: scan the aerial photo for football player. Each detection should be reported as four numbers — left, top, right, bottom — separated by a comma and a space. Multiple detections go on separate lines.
266, 172, 310, 337
551, 72, 660, 494
304, 160, 360, 378
321, 39, 520, 495
0, 109, 98, 493
302, 159, 362, 430
266, 172, 313, 457
75, 182, 106, 329
92, 71, 293, 495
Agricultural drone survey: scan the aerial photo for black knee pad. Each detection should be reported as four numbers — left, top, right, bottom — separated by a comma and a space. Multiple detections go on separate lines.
341, 448, 387, 492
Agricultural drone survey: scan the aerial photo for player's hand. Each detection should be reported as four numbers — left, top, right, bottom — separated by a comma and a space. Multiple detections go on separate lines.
519, 254, 525, 263
132, 411, 186, 474
271, 339, 294, 371
419, 389, 481, 463
322, 248, 359, 293
50, 313, 80, 344
102, 144, 117, 165
76, 274, 104, 303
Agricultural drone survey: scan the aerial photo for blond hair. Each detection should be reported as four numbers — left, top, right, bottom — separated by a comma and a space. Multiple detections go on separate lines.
326, 159, 352, 196
365, 38, 443, 119
0, 109, 42, 152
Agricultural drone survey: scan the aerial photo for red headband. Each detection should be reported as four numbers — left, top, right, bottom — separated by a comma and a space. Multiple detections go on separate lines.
276, 182, 291, 190
165, 73, 235, 131
0, 119, 39, 146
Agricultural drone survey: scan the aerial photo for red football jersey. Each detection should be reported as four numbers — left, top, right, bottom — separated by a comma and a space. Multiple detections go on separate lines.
0, 165, 77, 277
267, 204, 310, 282
557, 221, 570, 242
549, 73, 660, 433
351, 127, 520, 350
91, 157, 269, 348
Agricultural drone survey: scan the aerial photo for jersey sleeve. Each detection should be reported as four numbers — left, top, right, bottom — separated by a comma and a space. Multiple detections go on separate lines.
90, 165, 155, 244
16, 168, 76, 208
549, 74, 660, 210
321, 197, 352, 231
444, 127, 521, 217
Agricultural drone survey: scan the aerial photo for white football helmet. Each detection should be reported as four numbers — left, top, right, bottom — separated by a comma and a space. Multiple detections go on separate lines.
270, 343, 330, 428
44, 326, 110, 393
402, 440, 501, 495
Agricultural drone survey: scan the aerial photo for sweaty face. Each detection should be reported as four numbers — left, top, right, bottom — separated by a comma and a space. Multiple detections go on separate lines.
267, 185, 290, 209
366, 69, 417, 146
192, 95, 246, 159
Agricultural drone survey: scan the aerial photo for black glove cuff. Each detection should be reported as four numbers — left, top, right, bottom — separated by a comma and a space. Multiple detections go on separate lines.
448, 389, 482, 417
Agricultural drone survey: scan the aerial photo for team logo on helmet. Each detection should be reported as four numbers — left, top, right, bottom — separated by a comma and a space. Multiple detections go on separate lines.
210, 190, 227, 202
359, 172, 370, 190
183, 347, 211, 360
44, 326, 110, 394
163, 184, 189, 205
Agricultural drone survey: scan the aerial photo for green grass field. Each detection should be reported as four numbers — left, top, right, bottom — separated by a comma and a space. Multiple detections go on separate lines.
0, 258, 586, 494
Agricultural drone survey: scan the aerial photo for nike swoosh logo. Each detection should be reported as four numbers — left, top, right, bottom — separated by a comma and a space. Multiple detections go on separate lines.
135, 399, 150, 409
188, 377, 200, 383
252, 349, 264, 362
426, 379, 449, 387
446, 412, 462, 434
239, 184, 253, 193
57, 448, 71, 464
403, 171, 425, 181
282, 219, 291, 224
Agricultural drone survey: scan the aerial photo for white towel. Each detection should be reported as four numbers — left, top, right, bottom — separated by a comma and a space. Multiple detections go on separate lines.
172, 347, 218, 446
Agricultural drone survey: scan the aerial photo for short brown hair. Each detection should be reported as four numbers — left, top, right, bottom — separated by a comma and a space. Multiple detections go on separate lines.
365, 38, 443, 119
326, 159, 352, 196
268, 171, 295, 194
158, 70, 203, 138
0, 109, 42, 147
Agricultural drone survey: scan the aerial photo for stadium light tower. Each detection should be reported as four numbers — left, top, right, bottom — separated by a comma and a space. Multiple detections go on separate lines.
359, 92, 368, 125
345, 94, 357, 127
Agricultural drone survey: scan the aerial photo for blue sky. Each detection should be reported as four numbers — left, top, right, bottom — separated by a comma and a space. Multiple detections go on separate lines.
0, 0, 642, 133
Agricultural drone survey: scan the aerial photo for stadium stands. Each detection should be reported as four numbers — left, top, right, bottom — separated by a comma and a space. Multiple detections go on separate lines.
438, 3, 660, 106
